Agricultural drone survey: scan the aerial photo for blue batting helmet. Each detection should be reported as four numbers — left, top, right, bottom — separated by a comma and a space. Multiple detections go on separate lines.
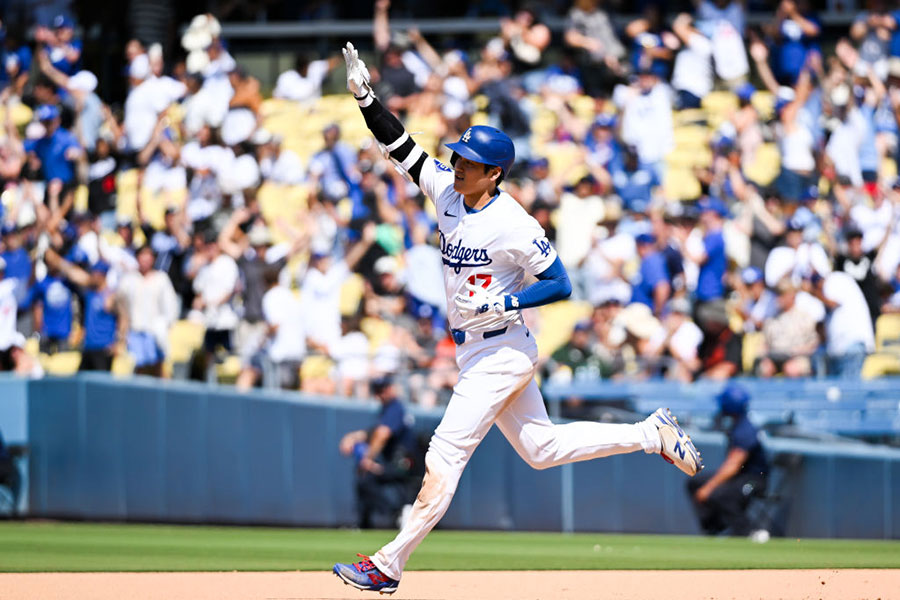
716, 383, 750, 416
446, 126, 515, 176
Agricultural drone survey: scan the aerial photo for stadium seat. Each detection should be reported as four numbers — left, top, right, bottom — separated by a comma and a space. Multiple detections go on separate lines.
534, 300, 593, 359
340, 273, 364, 316
875, 314, 900, 352
742, 332, 766, 374
663, 168, 701, 200
40, 351, 82, 375
214, 355, 243, 383
744, 143, 781, 186
111, 352, 136, 377
168, 320, 206, 366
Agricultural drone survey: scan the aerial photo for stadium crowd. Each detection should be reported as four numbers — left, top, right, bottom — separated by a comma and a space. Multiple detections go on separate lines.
2, 1, 900, 404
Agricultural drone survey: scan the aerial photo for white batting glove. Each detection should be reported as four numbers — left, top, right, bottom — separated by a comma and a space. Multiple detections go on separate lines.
454, 282, 506, 319
342, 41, 375, 100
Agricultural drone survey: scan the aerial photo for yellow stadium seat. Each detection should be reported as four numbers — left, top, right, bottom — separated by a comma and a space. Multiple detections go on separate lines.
744, 143, 781, 187
742, 331, 765, 374
340, 273, 365, 316
673, 125, 710, 149
215, 355, 243, 383
861, 352, 900, 379
534, 300, 593, 359
663, 168, 702, 201
111, 352, 135, 377
360, 316, 392, 351
41, 351, 82, 375
300, 354, 334, 381
168, 320, 206, 364
875, 313, 900, 351
751, 91, 775, 121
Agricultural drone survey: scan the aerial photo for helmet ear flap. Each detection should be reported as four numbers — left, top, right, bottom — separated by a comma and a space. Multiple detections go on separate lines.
450, 151, 459, 167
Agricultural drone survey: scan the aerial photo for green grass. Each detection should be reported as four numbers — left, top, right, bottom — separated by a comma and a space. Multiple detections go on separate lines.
0, 522, 898, 572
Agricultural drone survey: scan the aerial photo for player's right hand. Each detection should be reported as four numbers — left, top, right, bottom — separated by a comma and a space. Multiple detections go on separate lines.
342, 41, 374, 99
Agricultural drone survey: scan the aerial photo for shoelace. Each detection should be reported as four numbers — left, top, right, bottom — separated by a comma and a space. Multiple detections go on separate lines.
353, 553, 377, 572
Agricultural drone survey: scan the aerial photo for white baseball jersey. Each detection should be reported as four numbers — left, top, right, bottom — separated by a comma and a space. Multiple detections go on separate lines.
418, 157, 557, 332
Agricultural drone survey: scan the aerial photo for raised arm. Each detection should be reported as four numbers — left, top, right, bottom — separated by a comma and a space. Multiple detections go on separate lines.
343, 42, 429, 185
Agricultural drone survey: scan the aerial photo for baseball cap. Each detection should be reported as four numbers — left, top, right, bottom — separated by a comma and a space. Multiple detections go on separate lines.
129, 54, 150, 80
698, 196, 729, 217
735, 82, 755, 101
786, 216, 805, 231
741, 266, 763, 285
370, 374, 394, 392
593, 113, 617, 128
635, 232, 657, 245
35, 104, 60, 121
573, 320, 592, 333
845, 226, 864, 240
52, 14, 74, 29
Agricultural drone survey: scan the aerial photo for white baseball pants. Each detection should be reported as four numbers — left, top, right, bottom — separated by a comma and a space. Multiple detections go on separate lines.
371, 323, 660, 580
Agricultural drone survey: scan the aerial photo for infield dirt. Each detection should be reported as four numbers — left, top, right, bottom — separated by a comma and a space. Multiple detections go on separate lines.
1, 569, 898, 599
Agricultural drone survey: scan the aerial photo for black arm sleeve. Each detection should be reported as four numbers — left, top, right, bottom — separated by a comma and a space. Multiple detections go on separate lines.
359, 98, 428, 184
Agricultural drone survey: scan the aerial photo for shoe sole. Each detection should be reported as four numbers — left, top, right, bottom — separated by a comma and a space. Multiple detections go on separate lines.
333, 568, 398, 595
655, 408, 703, 476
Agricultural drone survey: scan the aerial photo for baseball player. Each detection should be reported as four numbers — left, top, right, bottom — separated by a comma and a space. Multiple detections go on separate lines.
333, 42, 702, 595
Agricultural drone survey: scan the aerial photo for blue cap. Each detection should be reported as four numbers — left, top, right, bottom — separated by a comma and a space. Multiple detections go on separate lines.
529, 157, 549, 169
741, 266, 763, 285
786, 215, 805, 231
593, 113, 617, 128
736, 82, 755, 101
717, 383, 750, 416
52, 14, 74, 29
698, 196, 729, 217
801, 184, 818, 201
573, 320, 592, 332
446, 125, 515, 175
371, 374, 394, 391
35, 104, 60, 121
635, 232, 657, 245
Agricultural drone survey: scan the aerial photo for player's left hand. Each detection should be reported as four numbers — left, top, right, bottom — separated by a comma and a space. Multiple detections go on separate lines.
454, 282, 506, 319
342, 41, 374, 99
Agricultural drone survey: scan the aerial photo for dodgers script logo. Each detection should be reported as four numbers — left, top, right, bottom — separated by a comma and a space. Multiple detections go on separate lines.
462, 128, 472, 142
439, 230, 492, 274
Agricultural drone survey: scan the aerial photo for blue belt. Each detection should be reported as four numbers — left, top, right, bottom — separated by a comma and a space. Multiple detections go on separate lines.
450, 326, 508, 345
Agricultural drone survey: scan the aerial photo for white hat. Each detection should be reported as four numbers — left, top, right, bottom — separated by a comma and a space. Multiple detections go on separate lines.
247, 224, 272, 246
129, 54, 150, 80
374, 255, 399, 276
68, 70, 97, 93
221, 108, 257, 146
250, 128, 273, 145
182, 28, 213, 52
616, 303, 662, 340
831, 84, 850, 107
185, 49, 210, 74
148, 43, 163, 62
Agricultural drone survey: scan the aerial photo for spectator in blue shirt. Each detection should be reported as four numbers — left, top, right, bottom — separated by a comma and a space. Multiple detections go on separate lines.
22, 264, 74, 353
0, 26, 32, 97
338, 375, 421, 529
25, 104, 84, 207
689, 197, 728, 303
769, 0, 820, 85
631, 233, 671, 317
611, 146, 660, 214
45, 250, 121, 371
38, 14, 82, 76
0, 226, 32, 306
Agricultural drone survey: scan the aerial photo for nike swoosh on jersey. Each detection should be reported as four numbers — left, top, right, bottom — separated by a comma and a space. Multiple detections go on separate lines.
443, 209, 456, 218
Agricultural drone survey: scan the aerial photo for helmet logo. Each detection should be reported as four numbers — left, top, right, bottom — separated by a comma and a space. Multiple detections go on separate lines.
462, 128, 472, 143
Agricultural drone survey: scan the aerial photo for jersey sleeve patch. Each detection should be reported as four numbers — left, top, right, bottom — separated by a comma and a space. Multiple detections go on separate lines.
434, 159, 452, 172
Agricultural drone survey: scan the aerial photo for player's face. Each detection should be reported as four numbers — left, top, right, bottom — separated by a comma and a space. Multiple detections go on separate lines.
453, 156, 500, 196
